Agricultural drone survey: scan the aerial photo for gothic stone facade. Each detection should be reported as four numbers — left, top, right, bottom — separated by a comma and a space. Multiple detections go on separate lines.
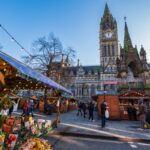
62, 3, 150, 101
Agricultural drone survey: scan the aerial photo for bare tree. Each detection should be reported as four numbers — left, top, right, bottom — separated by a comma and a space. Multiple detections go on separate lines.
22, 33, 76, 111
23, 33, 63, 73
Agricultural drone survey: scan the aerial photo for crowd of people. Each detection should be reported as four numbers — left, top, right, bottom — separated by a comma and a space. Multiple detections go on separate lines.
76, 101, 95, 121
77, 98, 149, 129
22, 99, 34, 117
127, 103, 137, 121
77, 100, 108, 128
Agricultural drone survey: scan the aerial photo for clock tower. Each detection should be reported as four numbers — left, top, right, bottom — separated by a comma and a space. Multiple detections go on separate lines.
100, 3, 119, 90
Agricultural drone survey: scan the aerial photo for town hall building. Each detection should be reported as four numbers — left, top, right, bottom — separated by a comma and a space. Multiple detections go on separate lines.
61, 3, 150, 101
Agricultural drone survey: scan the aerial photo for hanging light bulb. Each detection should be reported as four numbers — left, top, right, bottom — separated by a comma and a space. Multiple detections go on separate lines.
11, 37, 15, 42
21, 47, 24, 51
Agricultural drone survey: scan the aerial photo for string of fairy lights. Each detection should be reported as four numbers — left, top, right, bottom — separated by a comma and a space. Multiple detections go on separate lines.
0, 24, 47, 91
0, 24, 64, 93
0, 24, 32, 57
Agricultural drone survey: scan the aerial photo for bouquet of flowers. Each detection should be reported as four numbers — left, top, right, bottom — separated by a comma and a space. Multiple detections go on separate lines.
0, 131, 5, 150
19, 138, 53, 150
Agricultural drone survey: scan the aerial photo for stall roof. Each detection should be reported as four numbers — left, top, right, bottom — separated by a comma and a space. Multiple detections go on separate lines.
119, 96, 150, 100
0, 50, 71, 94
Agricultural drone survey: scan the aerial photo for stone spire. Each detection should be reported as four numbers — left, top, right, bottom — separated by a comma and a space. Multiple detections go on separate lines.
103, 2, 110, 16
124, 17, 133, 51
140, 45, 146, 57
100, 3, 116, 30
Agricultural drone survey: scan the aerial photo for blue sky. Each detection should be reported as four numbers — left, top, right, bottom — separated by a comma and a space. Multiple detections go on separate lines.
0, 0, 150, 65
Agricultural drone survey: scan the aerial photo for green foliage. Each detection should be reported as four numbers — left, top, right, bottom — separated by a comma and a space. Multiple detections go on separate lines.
0, 115, 7, 129
0, 94, 12, 111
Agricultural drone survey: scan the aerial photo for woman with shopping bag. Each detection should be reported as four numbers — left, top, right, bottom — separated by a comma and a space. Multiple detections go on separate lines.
105, 108, 109, 119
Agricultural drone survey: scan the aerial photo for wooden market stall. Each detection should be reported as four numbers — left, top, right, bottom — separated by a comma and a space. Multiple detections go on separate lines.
0, 50, 71, 149
93, 94, 120, 120
119, 90, 150, 120
93, 90, 150, 121
67, 98, 78, 111
0, 50, 71, 108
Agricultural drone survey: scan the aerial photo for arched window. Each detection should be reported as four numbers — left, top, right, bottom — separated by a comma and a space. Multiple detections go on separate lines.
71, 85, 75, 96
112, 45, 115, 56
108, 45, 110, 56
83, 85, 89, 96
103, 45, 107, 57
91, 84, 96, 96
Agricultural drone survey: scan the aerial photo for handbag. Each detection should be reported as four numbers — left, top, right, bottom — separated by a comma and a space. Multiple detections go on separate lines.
105, 109, 109, 118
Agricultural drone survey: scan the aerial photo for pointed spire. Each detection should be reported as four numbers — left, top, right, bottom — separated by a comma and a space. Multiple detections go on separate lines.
104, 2, 110, 16
140, 45, 146, 56
124, 17, 133, 51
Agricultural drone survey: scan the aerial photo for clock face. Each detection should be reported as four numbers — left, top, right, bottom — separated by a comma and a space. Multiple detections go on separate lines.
104, 32, 113, 38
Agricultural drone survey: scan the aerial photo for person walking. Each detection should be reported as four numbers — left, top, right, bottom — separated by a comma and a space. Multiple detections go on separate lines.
88, 101, 94, 121
8, 102, 14, 116
82, 102, 87, 118
138, 99, 147, 129
127, 103, 133, 120
101, 100, 107, 128
29, 99, 34, 117
77, 102, 83, 116
22, 100, 28, 116
132, 104, 137, 121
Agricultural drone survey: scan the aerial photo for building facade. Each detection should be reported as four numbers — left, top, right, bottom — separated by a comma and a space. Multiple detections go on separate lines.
61, 3, 150, 101
99, 3, 119, 92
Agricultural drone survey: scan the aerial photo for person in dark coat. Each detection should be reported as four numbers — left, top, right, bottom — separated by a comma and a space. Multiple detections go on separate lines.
77, 102, 83, 116
101, 100, 107, 128
127, 103, 133, 120
88, 101, 94, 121
132, 104, 137, 121
8, 103, 14, 116
82, 102, 87, 118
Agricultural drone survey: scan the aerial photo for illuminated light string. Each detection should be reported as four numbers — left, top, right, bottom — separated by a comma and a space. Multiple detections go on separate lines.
0, 25, 48, 90
0, 24, 32, 57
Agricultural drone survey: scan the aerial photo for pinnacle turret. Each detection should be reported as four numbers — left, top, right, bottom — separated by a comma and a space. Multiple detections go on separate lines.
103, 3, 110, 16
140, 45, 146, 56
124, 19, 133, 51
100, 3, 117, 30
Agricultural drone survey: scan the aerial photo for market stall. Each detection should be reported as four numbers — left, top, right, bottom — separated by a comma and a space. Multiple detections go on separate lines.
93, 90, 150, 121
119, 91, 150, 120
0, 50, 72, 149
93, 94, 120, 120
67, 98, 78, 111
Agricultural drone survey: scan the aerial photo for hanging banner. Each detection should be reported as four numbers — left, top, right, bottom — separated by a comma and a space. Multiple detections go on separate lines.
104, 81, 118, 85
